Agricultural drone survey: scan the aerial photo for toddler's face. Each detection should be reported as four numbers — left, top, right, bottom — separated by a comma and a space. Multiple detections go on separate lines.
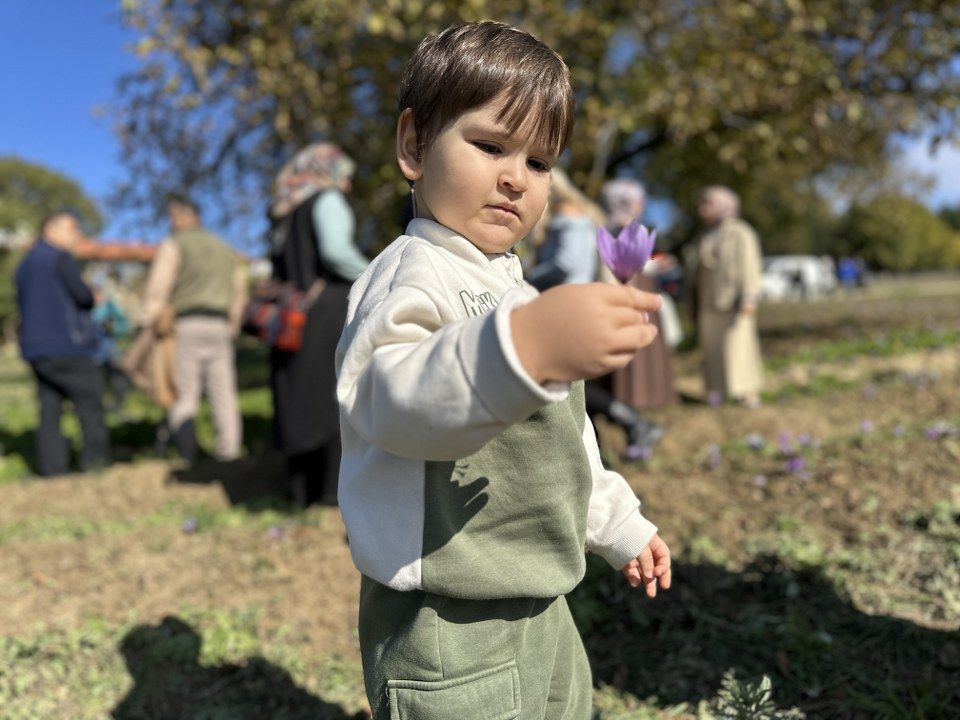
410, 96, 556, 254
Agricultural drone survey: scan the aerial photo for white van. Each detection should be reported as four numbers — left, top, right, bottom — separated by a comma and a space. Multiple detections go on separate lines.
761, 255, 837, 300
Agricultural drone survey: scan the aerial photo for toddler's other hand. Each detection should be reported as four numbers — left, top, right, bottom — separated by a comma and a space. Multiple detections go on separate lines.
510, 283, 660, 384
622, 533, 671, 598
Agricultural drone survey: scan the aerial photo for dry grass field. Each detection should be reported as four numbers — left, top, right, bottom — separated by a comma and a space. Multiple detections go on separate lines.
1, 275, 958, 719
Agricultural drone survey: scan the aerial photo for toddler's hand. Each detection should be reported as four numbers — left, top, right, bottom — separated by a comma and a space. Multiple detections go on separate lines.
510, 283, 661, 384
622, 533, 671, 598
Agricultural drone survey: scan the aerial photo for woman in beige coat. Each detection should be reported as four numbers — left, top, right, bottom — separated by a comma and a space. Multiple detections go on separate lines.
690, 186, 764, 408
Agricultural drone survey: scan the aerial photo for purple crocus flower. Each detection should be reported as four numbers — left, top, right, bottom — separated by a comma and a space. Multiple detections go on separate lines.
182, 517, 198, 534
707, 444, 722, 469
268, 525, 285, 541
752, 474, 768, 488
745, 433, 766, 450
777, 432, 794, 456
797, 433, 811, 447
860, 419, 875, 433
785, 456, 806, 474
925, 422, 957, 440
597, 220, 656, 284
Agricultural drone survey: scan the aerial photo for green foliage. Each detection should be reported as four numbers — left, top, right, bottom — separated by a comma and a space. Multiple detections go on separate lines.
838, 193, 960, 270
113, 0, 960, 253
0, 611, 366, 719
715, 671, 805, 720
0, 247, 24, 344
939, 203, 960, 231
0, 156, 102, 235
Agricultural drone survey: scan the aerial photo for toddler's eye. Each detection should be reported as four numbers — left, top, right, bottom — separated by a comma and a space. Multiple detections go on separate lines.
473, 142, 501, 155
528, 159, 550, 173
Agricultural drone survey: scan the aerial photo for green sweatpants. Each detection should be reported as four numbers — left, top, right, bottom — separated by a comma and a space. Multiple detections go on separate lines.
359, 576, 593, 720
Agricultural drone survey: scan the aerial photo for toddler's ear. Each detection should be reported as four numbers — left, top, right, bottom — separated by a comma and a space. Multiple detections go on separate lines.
396, 108, 422, 182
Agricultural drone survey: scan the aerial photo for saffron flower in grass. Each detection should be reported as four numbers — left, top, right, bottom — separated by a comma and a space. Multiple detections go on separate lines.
777, 432, 794, 456
597, 220, 656, 284
785, 456, 806, 474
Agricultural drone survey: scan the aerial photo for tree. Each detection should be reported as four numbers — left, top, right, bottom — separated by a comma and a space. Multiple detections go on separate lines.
0, 157, 103, 345
112, 0, 960, 253
938, 203, 960, 231
838, 193, 960, 271
0, 156, 103, 236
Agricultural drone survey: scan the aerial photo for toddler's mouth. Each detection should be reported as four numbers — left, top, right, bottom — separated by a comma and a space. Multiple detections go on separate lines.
487, 204, 520, 220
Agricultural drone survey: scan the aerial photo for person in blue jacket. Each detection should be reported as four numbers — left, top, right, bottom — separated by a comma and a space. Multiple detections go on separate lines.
15, 212, 110, 476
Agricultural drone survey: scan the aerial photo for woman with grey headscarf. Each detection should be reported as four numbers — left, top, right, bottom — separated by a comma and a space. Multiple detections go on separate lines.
689, 186, 763, 408
600, 179, 677, 412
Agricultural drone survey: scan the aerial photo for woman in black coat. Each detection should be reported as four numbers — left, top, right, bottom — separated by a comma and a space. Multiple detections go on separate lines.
267, 143, 369, 506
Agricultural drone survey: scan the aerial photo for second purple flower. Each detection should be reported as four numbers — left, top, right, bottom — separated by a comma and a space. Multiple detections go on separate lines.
597, 220, 656, 284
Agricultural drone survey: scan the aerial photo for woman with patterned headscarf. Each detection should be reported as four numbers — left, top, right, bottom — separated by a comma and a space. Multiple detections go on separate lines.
268, 142, 369, 506
688, 185, 764, 408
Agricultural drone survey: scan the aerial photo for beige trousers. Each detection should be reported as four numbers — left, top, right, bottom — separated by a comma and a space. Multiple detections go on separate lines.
168, 316, 241, 460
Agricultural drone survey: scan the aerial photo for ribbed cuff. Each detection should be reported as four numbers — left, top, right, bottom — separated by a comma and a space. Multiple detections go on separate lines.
593, 512, 658, 570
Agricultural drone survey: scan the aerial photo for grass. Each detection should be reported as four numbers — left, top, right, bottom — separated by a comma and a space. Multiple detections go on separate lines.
0, 609, 367, 720
2, 276, 960, 718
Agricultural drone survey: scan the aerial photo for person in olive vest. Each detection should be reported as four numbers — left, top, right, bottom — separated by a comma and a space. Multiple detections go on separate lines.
140, 195, 247, 462
16, 212, 110, 475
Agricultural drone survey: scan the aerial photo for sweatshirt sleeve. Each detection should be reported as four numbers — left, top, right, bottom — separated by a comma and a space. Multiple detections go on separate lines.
337, 278, 569, 461
581, 416, 658, 569
313, 190, 369, 281
140, 240, 179, 327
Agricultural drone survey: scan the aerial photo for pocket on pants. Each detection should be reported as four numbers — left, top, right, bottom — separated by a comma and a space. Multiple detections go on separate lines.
387, 660, 520, 720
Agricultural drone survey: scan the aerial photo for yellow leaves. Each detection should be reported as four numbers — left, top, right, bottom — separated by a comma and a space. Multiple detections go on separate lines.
782, 70, 801, 86
216, 46, 247, 66
365, 13, 386, 34
174, 94, 201, 110
134, 37, 158, 58
274, 109, 291, 137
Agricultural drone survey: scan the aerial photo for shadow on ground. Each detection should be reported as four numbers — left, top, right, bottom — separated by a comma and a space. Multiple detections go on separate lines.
112, 616, 364, 720
2, 410, 279, 487
571, 555, 960, 718
168, 451, 288, 508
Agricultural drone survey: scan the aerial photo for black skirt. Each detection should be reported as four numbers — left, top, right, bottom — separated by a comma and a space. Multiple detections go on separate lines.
269, 281, 350, 455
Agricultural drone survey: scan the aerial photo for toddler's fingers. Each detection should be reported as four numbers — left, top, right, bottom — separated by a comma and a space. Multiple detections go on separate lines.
658, 566, 672, 590
621, 564, 641, 588
638, 547, 654, 581
644, 572, 658, 598
625, 286, 662, 313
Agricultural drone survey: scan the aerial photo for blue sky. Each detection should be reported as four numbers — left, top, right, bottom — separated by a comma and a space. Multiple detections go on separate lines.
2, 2, 958, 248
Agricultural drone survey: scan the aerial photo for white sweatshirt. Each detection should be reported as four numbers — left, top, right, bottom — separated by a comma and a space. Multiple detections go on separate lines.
336, 218, 656, 599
